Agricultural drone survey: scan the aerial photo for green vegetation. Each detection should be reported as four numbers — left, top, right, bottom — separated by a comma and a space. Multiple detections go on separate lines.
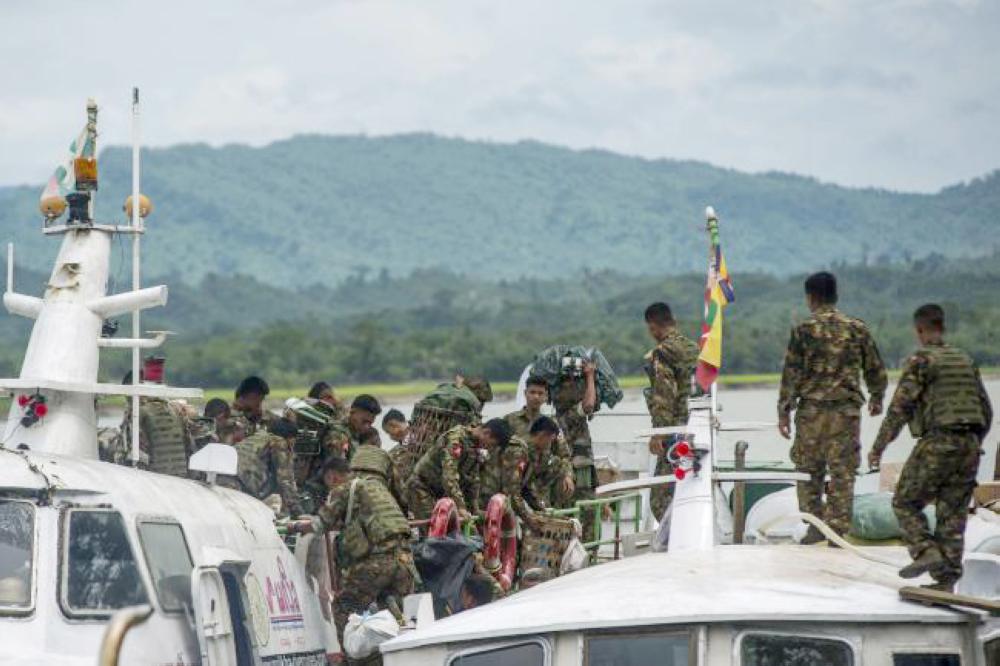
0, 134, 997, 285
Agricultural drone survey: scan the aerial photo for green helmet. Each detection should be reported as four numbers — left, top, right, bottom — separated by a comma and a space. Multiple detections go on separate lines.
350, 445, 391, 478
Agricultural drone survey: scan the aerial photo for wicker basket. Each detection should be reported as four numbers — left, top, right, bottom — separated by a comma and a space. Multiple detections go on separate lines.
407, 404, 476, 453
520, 514, 576, 576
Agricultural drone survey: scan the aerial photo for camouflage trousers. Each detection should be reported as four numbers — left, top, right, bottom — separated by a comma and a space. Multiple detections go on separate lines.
650, 455, 676, 522
335, 548, 417, 664
893, 431, 982, 584
791, 402, 861, 536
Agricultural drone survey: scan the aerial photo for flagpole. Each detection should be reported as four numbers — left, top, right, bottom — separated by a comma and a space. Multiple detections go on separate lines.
130, 88, 142, 465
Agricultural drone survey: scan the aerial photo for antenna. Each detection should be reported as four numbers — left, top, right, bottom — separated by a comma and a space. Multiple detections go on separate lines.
130, 87, 142, 465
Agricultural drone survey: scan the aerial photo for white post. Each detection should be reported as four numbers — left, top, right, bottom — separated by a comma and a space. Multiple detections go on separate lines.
130, 87, 142, 465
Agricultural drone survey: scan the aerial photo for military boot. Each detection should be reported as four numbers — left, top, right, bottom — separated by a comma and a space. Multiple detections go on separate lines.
899, 548, 945, 579
799, 525, 825, 545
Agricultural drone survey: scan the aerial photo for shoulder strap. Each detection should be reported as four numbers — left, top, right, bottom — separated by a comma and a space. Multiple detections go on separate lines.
345, 478, 361, 525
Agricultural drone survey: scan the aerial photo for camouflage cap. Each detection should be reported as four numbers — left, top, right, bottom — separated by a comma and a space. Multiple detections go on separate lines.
463, 376, 493, 403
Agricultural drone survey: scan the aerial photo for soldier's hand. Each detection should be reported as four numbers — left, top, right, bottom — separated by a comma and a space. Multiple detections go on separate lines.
458, 508, 474, 525
867, 450, 881, 472
561, 475, 575, 496
648, 436, 665, 456
777, 414, 792, 440
868, 399, 883, 417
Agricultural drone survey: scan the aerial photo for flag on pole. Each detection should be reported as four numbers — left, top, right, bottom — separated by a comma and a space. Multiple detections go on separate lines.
696, 206, 735, 390
39, 123, 94, 203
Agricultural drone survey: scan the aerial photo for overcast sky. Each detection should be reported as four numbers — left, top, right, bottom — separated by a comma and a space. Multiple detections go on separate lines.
0, 0, 996, 192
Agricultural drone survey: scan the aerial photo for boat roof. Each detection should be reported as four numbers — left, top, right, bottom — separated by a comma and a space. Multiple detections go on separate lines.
383, 544, 968, 653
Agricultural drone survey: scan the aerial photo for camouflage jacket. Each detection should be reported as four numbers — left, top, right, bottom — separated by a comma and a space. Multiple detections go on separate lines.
388, 442, 420, 514
114, 398, 194, 474
523, 438, 573, 510
313, 473, 410, 553
644, 329, 698, 428
478, 436, 534, 523
220, 430, 302, 517
873, 341, 993, 454
502, 407, 571, 459
413, 425, 482, 514
777, 305, 887, 415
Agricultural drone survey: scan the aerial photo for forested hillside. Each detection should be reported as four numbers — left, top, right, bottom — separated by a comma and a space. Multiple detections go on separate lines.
0, 134, 997, 284
1, 254, 996, 389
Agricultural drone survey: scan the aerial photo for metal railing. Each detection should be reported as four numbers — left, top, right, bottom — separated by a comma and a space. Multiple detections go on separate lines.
547, 492, 642, 560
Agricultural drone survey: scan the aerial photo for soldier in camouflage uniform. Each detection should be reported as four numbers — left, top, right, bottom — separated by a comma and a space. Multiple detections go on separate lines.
327, 394, 383, 461
294, 445, 416, 661
407, 419, 510, 521
523, 416, 574, 512
553, 361, 599, 543
115, 396, 194, 476
478, 428, 540, 530
778, 272, 887, 543
643, 302, 699, 520
309, 380, 349, 422
218, 417, 303, 518
383, 409, 417, 516
869, 304, 992, 590
229, 375, 272, 439
458, 375, 493, 421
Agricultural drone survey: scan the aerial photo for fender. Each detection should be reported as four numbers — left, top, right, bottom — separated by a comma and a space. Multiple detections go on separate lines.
482, 493, 518, 591
428, 497, 461, 538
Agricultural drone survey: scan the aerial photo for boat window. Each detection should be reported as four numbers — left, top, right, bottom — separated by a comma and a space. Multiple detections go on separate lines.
448, 640, 547, 666
586, 631, 690, 666
0, 500, 34, 613
893, 656, 960, 666
741, 634, 853, 666
62, 509, 147, 615
137, 521, 194, 613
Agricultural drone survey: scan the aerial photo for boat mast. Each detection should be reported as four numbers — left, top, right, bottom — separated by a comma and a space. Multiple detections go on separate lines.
130, 87, 142, 464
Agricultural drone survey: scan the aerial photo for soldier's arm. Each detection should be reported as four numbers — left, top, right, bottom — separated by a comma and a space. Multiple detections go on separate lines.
777, 327, 803, 416
860, 325, 888, 408
501, 449, 535, 524
872, 354, 928, 455
313, 484, 350, 533
441, 440, 468, 514
271, 441, 303, 518
650, 348, 680, 428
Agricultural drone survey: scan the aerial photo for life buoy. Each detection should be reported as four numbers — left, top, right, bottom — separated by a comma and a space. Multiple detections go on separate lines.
428, 497, 461, 538
482, 493, 518, 591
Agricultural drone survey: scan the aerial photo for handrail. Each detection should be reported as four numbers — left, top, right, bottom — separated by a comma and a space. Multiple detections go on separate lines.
548, 492, 642, 556
98, 604, 153, 666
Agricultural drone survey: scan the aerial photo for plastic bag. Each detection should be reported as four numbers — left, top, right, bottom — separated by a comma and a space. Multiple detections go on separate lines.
559, 518, 588, 575
850, 492, 936, 541
651, 503, 672, 552
343, 609, 399, 659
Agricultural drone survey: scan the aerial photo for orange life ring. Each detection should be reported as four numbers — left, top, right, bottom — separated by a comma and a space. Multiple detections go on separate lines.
482, 493, 518, 591
428, 497, 461, 537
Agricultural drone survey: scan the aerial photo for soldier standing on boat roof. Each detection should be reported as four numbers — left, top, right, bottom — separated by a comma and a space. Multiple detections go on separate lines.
327, 394, 383, 461
778, 272, 887, 544
869, 304, 993, 590
456, 374, 494, 423
643, 302, 699, 521
292, 445, 416, 657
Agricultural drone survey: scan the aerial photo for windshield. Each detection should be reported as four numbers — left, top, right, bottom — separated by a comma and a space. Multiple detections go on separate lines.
62, 509, 147, 615
138, 521, 194, 612
0, 500, 34, 612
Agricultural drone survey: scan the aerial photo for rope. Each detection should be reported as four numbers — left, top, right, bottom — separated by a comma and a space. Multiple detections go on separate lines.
757, 511, 907, 568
